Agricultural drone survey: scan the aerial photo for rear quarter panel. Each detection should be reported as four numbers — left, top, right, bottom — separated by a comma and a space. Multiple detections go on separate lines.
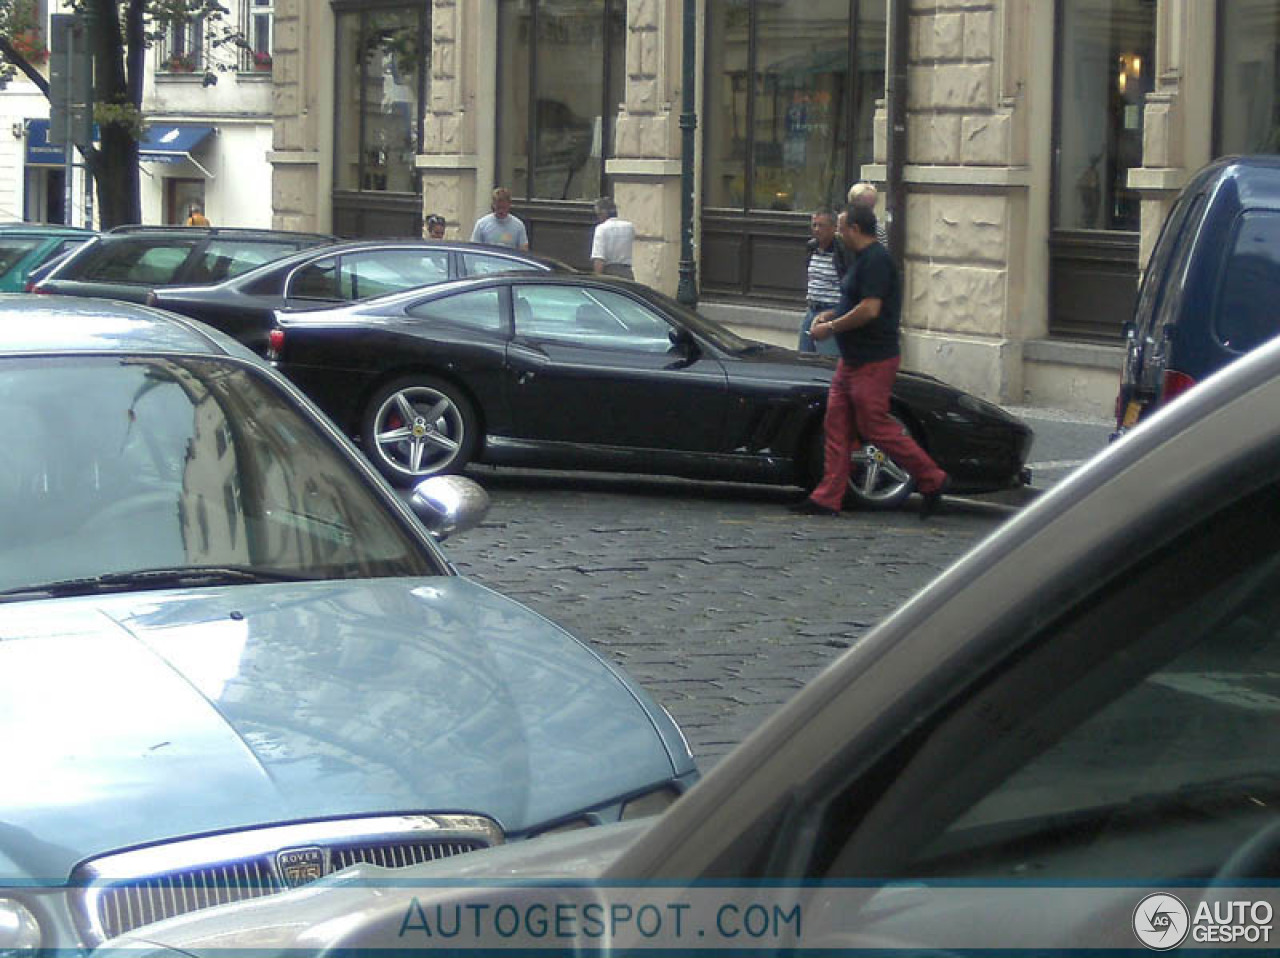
277, 319, 514, 439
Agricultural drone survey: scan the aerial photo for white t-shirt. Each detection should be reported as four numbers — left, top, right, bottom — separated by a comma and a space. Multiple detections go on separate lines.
590, 217, 635, 267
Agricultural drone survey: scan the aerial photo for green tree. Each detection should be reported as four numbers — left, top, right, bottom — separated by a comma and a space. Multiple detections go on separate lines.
0, 0, 245, 227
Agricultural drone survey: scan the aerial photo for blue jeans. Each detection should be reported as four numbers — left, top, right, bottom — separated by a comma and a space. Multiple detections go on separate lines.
798, 303, 841, 357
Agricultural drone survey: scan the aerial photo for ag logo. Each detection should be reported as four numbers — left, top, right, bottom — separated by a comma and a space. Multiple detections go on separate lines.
1133, 893, 1190, 950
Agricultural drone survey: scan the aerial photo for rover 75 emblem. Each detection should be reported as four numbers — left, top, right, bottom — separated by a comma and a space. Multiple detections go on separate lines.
276, 846, 327, 888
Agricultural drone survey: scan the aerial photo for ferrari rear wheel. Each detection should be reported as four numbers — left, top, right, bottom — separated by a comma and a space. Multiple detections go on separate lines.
360, 376, 478, 486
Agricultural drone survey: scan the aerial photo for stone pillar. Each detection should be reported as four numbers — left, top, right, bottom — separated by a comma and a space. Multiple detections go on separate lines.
608, 0, 689, 296
268, 0, 333, 234
420, 0, 495, 240
865, 0, 1038, 405
1129, 0, 1216, 270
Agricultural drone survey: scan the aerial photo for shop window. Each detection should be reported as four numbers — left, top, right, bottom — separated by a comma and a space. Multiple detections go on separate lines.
1217, 1, 1280, 154
333, 3, 427, 195
1054, 0, 1154, 232
497, 0, 626, 201
703, 0, 885, 213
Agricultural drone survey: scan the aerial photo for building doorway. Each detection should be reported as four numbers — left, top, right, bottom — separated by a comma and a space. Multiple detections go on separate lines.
23, 168, 66, 224
165, 178, 207, 226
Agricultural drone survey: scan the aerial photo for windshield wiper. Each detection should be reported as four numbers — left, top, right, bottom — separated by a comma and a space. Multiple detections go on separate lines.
0, 566, 316, 602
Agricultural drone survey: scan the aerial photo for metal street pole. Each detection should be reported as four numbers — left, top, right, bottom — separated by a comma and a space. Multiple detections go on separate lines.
676, 0, 698, 306
81, 3, 96, 229
885, 0, 908, 267
63, 21, 75, 226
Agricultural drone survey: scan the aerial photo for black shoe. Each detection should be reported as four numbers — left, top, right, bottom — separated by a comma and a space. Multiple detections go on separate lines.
919, 476, 953, 520
789, 498, 840, 517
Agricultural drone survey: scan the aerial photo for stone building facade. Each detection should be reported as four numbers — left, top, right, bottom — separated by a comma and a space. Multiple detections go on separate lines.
268, 0, 1266, 418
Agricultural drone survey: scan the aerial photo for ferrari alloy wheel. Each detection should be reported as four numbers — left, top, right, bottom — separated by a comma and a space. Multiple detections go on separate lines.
361, 376, 478, 485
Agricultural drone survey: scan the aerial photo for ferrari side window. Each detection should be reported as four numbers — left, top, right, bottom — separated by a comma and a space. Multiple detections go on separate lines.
405, 288, 503, 332
513, 285, 672, 352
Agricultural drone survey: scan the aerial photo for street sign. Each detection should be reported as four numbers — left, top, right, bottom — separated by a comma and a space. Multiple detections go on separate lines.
47, 13, 93, 149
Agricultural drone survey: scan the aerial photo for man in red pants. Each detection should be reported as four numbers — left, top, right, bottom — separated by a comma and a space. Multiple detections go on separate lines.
791, 204, 951, 518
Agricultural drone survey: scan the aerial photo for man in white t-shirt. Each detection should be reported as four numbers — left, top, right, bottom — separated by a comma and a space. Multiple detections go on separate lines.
471, 188, 529, 251
590, 196, 635, 280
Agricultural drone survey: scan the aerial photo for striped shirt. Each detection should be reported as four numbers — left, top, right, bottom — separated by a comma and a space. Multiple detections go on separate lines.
806, 247, 842, 305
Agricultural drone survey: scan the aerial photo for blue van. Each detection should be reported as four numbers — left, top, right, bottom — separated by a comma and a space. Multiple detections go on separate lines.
1115, 155, 1280, 435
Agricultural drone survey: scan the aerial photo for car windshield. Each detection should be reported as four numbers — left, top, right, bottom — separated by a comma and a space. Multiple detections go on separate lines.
0, 356, 442, 595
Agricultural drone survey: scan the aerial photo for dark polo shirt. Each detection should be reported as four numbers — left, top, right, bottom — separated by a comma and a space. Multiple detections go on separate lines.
834, 241, 901, 367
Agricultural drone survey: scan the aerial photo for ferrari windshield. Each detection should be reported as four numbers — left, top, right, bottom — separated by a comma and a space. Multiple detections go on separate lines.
0, 355, 442, 594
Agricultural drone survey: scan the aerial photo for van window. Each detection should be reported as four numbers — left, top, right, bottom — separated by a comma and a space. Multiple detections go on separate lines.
1215, 210, 1280, 355
1133, 192, 1198, 337
1147, 193, 1206, 345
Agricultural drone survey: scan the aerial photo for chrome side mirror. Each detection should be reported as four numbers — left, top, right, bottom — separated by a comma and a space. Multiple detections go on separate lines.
408, 475, 491, 541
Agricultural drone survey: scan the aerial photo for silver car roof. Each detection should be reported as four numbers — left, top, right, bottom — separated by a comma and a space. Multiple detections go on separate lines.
0, 294, 258, 361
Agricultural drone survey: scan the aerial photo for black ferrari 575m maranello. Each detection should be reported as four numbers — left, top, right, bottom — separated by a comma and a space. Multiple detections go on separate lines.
267, 273, 1033, 509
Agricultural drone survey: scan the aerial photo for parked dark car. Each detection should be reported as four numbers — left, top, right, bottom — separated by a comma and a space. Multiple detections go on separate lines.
0, 223, 95, 292
1115, 154, 1280, 435
30, 225, 334, 304
148, 239, 573, 355
101, 258, 1280, 958
0, 296, 696, 953
268, 273, 1033, 508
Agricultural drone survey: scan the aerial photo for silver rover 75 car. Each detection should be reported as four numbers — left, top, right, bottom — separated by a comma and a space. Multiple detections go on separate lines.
0, 297, 695, 953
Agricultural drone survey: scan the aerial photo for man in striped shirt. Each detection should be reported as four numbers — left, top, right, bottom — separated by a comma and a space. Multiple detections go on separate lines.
799, 209, 848, 356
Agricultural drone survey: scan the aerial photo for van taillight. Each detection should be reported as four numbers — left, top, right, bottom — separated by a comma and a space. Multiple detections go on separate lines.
1162, 369, 1196, 403
268, 328, 285, 355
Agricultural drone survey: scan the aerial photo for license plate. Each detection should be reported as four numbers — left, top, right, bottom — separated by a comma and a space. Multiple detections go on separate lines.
1121, 400, 1142, 428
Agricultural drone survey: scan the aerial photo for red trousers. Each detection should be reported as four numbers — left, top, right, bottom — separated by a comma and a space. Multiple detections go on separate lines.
810, 356, 948, 510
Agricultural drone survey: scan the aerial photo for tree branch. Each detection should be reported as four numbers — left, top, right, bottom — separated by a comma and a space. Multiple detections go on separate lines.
0, 36, 49, 95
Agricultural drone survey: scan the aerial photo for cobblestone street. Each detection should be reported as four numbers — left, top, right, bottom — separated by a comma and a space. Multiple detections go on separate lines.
445, 469, 1015, 770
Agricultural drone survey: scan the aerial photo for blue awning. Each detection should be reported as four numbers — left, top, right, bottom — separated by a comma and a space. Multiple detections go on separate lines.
139, 125, 215, 164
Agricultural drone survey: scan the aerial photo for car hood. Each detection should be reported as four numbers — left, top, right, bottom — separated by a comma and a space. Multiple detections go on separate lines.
0, 579, 679, 883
